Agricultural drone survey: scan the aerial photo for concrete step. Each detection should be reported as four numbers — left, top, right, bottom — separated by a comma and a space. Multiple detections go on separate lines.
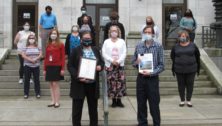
124, 69, 205, 76
0, 87, 217, 96
0, 75, 210, 82
0, 81, 213, 89
125, 75, 209, 81
0, 69, 206, 76
126, 87, 218, 96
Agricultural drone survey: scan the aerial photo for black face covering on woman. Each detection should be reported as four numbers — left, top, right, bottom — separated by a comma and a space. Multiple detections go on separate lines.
82, 39, 92, 47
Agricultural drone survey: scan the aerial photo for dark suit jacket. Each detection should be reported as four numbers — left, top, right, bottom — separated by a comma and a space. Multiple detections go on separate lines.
68, 45, 104, 99
103, 22, 125, 41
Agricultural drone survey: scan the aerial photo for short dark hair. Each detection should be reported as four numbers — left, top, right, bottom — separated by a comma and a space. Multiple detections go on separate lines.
80, 31, 92, 39
110, 11, 119, 20
143, 26, 155, 34
45, 5, 52, 11
81, 6, 87, 11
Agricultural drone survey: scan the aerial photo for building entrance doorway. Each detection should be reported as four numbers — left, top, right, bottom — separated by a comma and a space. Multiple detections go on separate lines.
163, 0, 187, 50
13, 1, 38, 49
84, 0, 118, 48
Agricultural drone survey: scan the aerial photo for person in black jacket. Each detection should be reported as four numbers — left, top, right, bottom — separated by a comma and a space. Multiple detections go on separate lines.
77, 5, 93, 26
79, 15, 96, 46
103, 11, 125, 41
171, 30, 200, 108
65, 25, 81, 58
68, 31, 104, 126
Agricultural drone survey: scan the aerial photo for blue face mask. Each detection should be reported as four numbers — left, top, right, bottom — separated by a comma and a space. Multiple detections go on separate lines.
179, 37, 187, 43
142, 34, 153, 42
82, 39, 92, 47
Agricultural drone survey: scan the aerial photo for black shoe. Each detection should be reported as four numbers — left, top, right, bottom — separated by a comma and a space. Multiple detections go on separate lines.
179, 102, 185, 107
47, 104, 55, 107
116, 99, 124, 108
54, 103, 60, 108
187, 102, 193, 107
111, 99, 117, 108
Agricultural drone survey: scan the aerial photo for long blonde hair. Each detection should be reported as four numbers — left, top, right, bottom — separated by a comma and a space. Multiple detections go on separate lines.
108, 25, 121, 38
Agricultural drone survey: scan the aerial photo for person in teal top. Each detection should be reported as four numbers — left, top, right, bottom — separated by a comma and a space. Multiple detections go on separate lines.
180, 9, 197, 42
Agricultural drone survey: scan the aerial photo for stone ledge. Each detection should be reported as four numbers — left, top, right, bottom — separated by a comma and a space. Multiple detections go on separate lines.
0, 48, 10, 68
200, 49, 222, 94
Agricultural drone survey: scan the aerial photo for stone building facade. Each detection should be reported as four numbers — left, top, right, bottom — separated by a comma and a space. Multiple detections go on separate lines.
0, 0, 215, 49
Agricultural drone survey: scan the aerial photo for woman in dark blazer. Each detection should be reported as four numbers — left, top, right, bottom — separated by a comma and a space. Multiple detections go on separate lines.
68, 31, 104, 126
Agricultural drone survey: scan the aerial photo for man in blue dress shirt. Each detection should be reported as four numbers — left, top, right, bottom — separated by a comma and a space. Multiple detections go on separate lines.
39, 5, 57, 57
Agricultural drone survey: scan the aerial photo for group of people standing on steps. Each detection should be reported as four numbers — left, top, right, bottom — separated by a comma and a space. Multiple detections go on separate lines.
14, 4, 200, 126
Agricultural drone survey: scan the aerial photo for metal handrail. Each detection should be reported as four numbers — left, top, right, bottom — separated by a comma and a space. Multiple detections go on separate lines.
101, 70, 109, 126
202, 26, 216, 48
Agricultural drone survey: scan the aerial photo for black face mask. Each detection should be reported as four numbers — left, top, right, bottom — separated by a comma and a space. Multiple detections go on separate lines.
46, 11, 51, 16
82, 39, 92, 47
111, 20, 118, 25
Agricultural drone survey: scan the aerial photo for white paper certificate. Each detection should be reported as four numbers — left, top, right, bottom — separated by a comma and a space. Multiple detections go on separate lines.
78, 58, 97, 80
138, 53, 154, 73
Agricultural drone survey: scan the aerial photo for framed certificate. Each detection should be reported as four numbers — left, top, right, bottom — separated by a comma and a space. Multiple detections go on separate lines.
78, 57, 97, 80
138, 53, 154, 73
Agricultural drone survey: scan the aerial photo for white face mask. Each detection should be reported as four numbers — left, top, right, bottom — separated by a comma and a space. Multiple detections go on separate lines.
23, 25, 30, 31
29, 39, 35, 44
142, 34, 153, 42
50, 34, 57, 40
111, 32, 118, 38
81, 10, 86, 14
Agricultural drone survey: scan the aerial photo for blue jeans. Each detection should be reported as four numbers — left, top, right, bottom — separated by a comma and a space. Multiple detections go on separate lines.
136, 74, 160, 126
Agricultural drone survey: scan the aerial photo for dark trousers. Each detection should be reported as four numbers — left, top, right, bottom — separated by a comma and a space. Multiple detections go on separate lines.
72, 85, 98, 126
175, 72, 196, 101
18, 54, 24, 79
24, 66, 40, 95
136, 75, 160, 126
189, 32, 196, 42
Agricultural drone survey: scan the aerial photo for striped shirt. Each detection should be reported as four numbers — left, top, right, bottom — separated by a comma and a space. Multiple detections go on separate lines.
131, 41, 164, 76
22, 47, 41, 67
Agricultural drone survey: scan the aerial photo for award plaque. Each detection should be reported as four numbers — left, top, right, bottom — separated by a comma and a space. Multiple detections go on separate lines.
78, 57, 97, 80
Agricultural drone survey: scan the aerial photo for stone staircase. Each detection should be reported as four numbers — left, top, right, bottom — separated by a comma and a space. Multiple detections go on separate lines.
0, 50, 218, 96
125, 51, 218, 95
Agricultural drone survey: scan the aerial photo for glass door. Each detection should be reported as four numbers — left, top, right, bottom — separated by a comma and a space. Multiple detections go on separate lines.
84, 0, 117, 47
162, 0, 187, 49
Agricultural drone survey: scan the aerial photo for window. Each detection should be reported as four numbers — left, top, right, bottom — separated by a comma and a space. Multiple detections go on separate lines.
163, 0, 184, 4
85, 0, 115, 4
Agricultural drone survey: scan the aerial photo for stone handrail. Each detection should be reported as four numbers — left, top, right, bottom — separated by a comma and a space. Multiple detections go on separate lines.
200, 48, 222, 94
0, 48, 10, 69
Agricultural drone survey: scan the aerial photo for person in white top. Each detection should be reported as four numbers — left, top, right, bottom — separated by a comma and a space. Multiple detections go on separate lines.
102, 25, 127, 108
14, 22, 35, 84
141, 16, 160, 43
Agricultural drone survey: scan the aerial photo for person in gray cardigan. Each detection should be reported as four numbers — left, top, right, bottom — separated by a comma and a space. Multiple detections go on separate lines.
171, 30, 200, 107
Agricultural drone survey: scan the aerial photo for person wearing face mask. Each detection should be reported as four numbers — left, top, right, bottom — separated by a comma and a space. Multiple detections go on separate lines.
104, 11, 125, 41
65, 25, 81, 58
44, 29, 65, 108
39, 5, 57, 57
14, 22, 35, 84
132, 26, 164, 126
141, 16, 160, 43
79, 15, 96, 46
68, 31, 104, 126
171, 30, 200, 108
21, 34, 42, 99
77, 5, 93, 27
180, 9, 197, 42
102, 25, 127, 108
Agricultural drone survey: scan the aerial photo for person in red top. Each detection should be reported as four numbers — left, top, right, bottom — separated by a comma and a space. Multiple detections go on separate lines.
43, 29, 65, 108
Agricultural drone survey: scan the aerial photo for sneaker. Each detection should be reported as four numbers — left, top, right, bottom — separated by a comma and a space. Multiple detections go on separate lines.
187, 102, 193, 107
36, 94, 41, 99
179, 102, 185, 107
24, 95, 28, 99
18, 79, 23, 84
30, 79, 34, 84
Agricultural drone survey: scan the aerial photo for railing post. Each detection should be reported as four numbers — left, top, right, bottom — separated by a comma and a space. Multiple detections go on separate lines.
101, 70, 109, 126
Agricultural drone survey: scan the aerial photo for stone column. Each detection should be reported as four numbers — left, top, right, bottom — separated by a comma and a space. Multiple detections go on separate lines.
210, 0, 222, 48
